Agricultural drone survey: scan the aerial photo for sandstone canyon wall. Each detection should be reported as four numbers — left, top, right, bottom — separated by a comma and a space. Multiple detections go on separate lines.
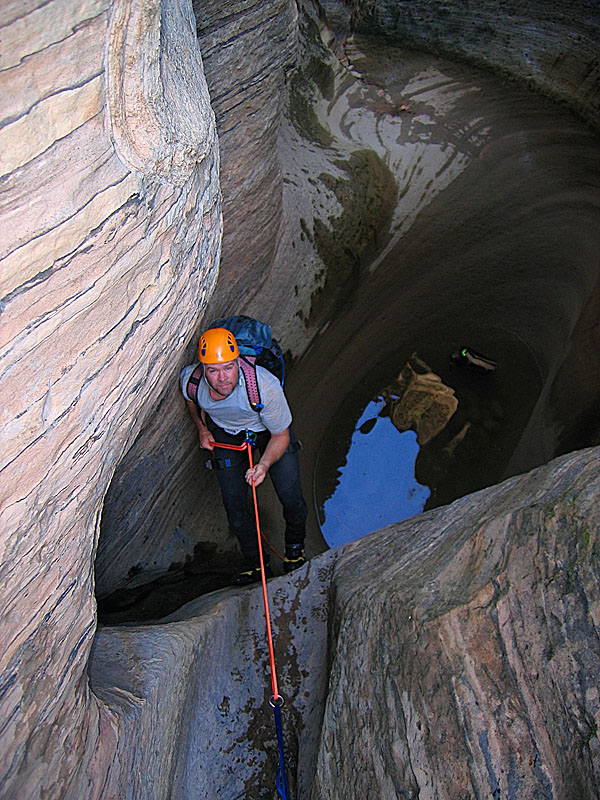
1, 0, 600, 799
350, 0, 600, 129
0, 0, 221, 796
344, 0, 600, 477
96, 0, 600, 598
311, 446, 600, 799
94, 0, 303, 597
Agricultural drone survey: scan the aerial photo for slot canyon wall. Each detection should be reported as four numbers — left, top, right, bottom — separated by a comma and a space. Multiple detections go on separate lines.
0, 0, 222, 795
1, 1, 599, 799
349, 0, 600, 129
97, 0, 600, 596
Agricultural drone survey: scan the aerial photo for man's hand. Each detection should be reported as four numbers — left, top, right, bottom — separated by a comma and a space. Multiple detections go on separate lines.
199, 429, 215, 451
245, 462, 268, 486
245, 428, 290, 486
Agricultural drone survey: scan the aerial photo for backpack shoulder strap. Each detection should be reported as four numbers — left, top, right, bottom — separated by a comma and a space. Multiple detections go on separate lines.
186, 364, 204, 405
238, 355, 264, 411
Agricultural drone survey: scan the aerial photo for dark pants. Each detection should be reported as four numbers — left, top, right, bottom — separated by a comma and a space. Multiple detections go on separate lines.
208, 419, 307, 567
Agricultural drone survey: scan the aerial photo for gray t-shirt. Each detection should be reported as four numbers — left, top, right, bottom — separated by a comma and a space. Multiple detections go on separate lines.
179, 362, 292, 435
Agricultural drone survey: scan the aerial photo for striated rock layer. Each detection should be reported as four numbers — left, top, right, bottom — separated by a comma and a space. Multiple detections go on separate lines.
96, 0, 302, 597
193, 0, 299, 314
0, 0, 221, 796
1, 0, 600, 798
98, 0, 600, 595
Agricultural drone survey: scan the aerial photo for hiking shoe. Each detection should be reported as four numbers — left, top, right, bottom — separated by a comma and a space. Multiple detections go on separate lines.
232, 564, 273, 586
283, 544, 306, 574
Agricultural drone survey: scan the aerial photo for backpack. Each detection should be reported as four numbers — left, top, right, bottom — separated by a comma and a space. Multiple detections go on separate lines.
186, 315, 285, 412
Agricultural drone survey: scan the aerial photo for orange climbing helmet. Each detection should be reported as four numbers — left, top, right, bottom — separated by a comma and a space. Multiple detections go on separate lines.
198, 327, 240, 363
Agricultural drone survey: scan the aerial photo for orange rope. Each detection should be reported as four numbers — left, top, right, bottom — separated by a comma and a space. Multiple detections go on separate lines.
213, 439, 280, 700
247, 443, 280, 700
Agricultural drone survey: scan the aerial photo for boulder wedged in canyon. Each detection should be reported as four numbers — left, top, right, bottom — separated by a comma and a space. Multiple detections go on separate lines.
311, 446, 600, 799
386, 355, 459, 446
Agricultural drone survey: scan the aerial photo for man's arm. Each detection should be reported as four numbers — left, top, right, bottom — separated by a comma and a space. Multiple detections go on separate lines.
185, 399, 215, 451
245, 428, 290, 487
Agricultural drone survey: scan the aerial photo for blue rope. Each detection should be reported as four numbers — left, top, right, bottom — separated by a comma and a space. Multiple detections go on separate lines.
272, 700, 290, 800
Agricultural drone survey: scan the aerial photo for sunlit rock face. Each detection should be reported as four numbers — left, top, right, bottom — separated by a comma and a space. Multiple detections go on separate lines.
0, 0, 220, 796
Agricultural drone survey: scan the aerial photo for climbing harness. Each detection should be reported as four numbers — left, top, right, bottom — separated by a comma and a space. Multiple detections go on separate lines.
212, 436, 291, 800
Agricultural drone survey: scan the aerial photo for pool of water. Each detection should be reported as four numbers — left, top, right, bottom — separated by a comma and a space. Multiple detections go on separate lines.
316, 397, 430, 547
313, 347, 527, 547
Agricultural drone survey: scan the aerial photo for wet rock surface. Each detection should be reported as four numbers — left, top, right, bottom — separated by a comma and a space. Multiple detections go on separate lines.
98, 0, 600, 600
90, 554, 337, 800
350, 0, 600, 129
386, 354, 459, 446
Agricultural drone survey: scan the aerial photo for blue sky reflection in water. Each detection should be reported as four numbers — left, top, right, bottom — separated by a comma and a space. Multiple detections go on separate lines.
318, 398, 430, 548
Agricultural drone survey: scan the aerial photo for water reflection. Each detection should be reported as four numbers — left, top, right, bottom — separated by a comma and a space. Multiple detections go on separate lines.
313, 346, 526, 547
317, 397, 430, 547
288, 35, 600, 555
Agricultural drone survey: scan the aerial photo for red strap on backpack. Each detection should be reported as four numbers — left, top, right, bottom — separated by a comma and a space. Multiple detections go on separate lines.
186, 364, 204, 405
186, 359, 263, 411
238, 355, 263, 411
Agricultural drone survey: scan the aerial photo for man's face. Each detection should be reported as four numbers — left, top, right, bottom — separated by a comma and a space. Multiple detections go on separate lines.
204, 359, 239, 398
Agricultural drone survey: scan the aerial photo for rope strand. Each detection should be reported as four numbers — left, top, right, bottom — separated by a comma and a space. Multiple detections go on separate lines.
247, 443, 279, 699
212, 438, 290, 797
211, 440, 280, 695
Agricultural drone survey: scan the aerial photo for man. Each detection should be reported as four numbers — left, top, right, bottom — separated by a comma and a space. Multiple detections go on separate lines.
180, 326, 307, 585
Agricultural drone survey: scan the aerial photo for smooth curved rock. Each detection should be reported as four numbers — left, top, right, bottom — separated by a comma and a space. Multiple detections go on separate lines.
350, 0, 600, 128
312, 447, 600, 798
90, 554, 336, 800
93, 447, 600, 799
194, 0, 298, 311
0, 0, 221, 796
99, 0, 600, 594
2, 0, 600, 797
107, 0, 216, 184
97, 0, 302, 596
